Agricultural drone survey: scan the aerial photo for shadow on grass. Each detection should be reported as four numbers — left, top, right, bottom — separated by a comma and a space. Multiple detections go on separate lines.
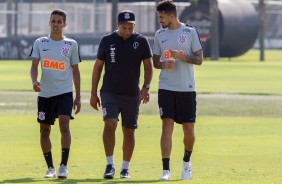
0, 178, 182, 183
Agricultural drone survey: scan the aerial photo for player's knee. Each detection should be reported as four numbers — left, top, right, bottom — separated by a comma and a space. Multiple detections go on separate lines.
40, 127, 51, 137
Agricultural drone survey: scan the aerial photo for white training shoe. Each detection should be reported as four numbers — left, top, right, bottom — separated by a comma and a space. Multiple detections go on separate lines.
44, 167, 56, 178
58, 164, 68, 179
181, 161, 192, 180
159, 170, 170, 180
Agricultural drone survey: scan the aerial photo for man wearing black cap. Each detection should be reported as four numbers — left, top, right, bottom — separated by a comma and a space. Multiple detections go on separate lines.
90, 10, 153, 179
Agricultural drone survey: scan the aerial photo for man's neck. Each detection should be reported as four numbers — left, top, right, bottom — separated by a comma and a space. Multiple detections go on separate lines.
50, 33, 63, 41
168, 20, 182, 30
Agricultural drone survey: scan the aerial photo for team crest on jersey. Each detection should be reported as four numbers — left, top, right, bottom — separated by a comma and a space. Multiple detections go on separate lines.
133, 42, 139, 49
38, 111, 45, 121
61, 47, 70, 57
178, 34, 187, 45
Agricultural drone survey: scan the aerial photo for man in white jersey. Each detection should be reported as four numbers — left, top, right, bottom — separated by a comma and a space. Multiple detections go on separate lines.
29, 9, 81, 179
152, 0, 203, 180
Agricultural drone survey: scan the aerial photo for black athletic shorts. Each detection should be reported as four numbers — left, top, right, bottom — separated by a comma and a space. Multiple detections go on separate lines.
100, 92, 140, 129
158, 89, 197, 124
37, 92, 73, 125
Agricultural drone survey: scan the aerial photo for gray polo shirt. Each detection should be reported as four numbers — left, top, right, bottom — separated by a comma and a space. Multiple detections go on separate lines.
153, 23, 202, 92
30, 35, 80, 97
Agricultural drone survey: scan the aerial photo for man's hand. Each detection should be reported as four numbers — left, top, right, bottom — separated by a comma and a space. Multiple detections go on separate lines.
73, 97, 81, 114
32, 81, 41, 92
90, 94, 101, 111
140, 88, 150, 104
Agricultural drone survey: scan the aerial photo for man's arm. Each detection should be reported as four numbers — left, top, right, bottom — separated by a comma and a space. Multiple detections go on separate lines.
30, 58, 41, 92
170, 49, 203, 65
90, 59, 104, 110
140, 57, 153, 104
72, 64, 81, 114
143, 57, 153, 88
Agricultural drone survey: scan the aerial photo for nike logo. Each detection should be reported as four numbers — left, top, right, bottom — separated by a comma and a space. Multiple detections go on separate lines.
43, 49, 50, 51
110, 44, 115, 47
161, 40, 168, 43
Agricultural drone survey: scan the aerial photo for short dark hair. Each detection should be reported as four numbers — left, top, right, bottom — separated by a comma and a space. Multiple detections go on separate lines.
156, 0, 177, 16
50, 9, 67, 22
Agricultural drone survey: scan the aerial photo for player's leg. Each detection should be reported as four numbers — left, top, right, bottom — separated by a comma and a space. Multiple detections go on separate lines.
158, 89, 175, 180
120, 127, 135, 178
181, 123, 194, 180
37, 96, 57, 178
159, 118, 174, 180
182, 123, 195, 159
176, 91, 197, 180
100, 93, 120, 179
57, 92, 73, 179
119, 94, 139, 179
40, 123, 56, 178
103, 118, 118, 179
57, 115, 71, 179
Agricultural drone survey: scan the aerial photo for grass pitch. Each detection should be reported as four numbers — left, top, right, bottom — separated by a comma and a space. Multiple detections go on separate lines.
0, 114, 282, 184
0, 91, 282, 183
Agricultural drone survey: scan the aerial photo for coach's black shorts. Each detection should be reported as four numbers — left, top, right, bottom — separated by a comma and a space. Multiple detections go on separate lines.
158, 89, 197, 124
37, 92, 73, 125
100, 93, 140, 129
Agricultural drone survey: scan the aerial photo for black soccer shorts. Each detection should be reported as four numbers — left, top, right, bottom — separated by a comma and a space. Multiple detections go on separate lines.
37, 92, 73, 125
158, 89, 197, 124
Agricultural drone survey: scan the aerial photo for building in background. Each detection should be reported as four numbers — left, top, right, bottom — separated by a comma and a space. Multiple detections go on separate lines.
0, 0, 281, 60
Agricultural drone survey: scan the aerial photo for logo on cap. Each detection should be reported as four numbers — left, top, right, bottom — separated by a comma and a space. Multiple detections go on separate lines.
124, 12, 130, 20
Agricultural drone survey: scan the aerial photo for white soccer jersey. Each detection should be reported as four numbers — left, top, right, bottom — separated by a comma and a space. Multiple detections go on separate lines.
30, 35, 80, 97
153, 23, 202, 92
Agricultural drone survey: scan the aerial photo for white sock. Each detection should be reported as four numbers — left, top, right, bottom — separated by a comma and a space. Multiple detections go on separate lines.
121, 160, 129, 170
106, 156, 114, 166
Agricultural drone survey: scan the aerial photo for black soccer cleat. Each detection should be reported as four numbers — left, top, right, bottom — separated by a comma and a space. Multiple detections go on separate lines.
103, 164, 115, 179
120, 169, 131, 179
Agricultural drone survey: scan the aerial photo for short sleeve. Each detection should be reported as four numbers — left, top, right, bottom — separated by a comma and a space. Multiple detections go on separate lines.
152, 31, 161, 56
71, 41, 81, 65
96, 37, 106, 61
191, 29, 202, 52
30, 39, 40, 59
142, 37, 152, 60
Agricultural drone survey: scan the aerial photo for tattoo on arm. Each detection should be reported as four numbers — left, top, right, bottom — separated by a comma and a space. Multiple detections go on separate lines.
186, 50, 203, 65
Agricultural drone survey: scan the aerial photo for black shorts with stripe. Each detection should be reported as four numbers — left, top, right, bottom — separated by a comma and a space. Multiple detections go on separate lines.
158, 89, 197, 124
37, 92, 73, 125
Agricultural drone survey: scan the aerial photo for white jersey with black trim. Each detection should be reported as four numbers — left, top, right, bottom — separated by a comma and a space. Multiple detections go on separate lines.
30, 35, 80, 97
153, 23, 202, 92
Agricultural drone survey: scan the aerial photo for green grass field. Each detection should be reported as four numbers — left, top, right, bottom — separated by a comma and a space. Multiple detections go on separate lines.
1, 49, 282, 95
0, 49, 282, 183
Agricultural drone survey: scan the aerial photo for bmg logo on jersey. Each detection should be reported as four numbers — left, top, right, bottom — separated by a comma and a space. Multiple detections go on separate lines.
110, 45, 116, 63
43, 59, 65, 71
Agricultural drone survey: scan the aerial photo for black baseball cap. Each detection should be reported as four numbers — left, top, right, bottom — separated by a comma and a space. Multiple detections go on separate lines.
118, 10, 135, 24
